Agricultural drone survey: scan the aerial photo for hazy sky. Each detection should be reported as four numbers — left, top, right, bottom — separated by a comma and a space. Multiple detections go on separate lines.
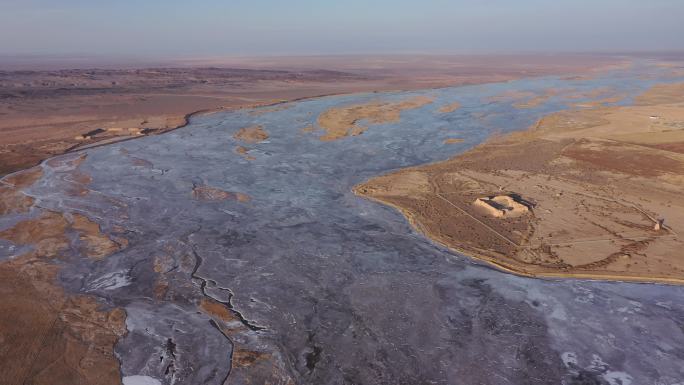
1, 0, 683, 56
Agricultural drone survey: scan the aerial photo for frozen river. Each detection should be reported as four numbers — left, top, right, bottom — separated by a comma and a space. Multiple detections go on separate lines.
11, 63, 684, 385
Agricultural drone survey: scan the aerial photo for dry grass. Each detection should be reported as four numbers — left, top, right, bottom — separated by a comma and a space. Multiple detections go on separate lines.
356, 82, 684, 283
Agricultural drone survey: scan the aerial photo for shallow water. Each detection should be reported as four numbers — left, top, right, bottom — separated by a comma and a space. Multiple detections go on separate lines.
13, 62, 684, 384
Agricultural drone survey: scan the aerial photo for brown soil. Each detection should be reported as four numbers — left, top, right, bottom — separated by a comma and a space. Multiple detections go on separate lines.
486, 90, 537, 103
315, 96, 433, 141
300, 125, 317, 134
569, 96, 623, 109
439, 102, 461, 113
0, 54, 629, 176
514, 94, 556, 109
248, 104, 292, 116
0, 211, 71, 258
636, 83, 684, 105
444, 138, 465, 144
234, 145, 256, 161
199, 298, 239, 324
0, 257, 126, 385
233, 125, 269, 143
0, 167, 127, 385
192, 185, 251, 203
355, 82, 684, 283
648, 142, 684, 154
232, 349, 271, 368
72, 214, 125, 260
491, 87, 626, 110
199, 298, 294, 384
0, 166, 42, 215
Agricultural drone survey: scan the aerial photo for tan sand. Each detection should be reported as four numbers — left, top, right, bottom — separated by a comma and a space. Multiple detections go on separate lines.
0, 167, 42, 215
0, 54, 631, 175
491, 87, 622, 109
569, 95, 625, 109
0, 166, 127, 385
315, 96, 433, 141
355, 82, 684, 284
235, 145, 256, 160
300, 125, 317, 134
473, 195, 530, 218
192, 185, 251, 202
438, 102, 461, 113
0, 258, 127, 385
486, 90, 537, 103
513, 88, 569, 109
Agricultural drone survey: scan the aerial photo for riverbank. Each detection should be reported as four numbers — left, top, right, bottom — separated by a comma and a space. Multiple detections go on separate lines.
355, 82, 684, 284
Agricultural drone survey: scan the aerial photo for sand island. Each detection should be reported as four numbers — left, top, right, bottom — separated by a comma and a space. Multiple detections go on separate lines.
315, 96, 434, 141
355, 83, 684, 284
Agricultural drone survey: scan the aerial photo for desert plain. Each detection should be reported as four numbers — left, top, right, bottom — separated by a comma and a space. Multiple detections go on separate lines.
356, 82, 684, 283
0, 54, 629, 174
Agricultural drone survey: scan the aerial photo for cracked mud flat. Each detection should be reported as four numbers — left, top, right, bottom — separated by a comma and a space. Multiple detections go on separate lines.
3, 63, 684, 385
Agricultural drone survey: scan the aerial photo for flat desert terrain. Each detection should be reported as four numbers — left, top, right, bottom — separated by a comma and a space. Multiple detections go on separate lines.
0, 54, 627, 175
356, 82, 684, 283
2, 55, 684, 385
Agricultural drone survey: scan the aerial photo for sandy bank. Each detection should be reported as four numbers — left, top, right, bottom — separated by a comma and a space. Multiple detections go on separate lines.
0, 161, 128, 385
0, 54, 633, 175
355, 82, 684, 284
315, 96, 433, 141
